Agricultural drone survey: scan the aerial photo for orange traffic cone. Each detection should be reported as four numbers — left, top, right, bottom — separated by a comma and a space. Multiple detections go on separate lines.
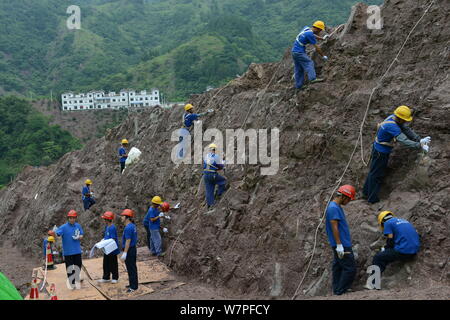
29, 275, 39, 300
49, 283, 58, 300
46, 242, 54, 269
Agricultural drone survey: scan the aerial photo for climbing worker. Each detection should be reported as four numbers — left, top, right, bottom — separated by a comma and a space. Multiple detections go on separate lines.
119, 139, 128, 173
144, 196, 166, 257
367, 211, 420, 285
82, 179, 96, 211
43, 231, 56, 270
178, 104, 214, 158
203, 143, 226, 208
291, 20, 328, 90
363, 105, 431, 204
56, 210, 84, 289
120, 209, 138, 293
325, 185, 357, 295
97, 211, 120, 284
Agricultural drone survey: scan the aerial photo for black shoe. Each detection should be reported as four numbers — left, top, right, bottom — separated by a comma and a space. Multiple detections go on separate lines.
126, 288, 136, 293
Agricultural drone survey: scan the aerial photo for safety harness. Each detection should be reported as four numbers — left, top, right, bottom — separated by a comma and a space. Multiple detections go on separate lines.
295, 27, 312, 47
375, 118, 398, 147
204, 154, 219, 173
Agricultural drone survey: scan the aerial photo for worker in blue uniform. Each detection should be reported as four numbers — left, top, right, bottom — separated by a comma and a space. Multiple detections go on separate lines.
119, 139, 128, 173
120, 209, 138, 293
291, 20, 328, 89
325, 185, 357, 295
366, 211, 420, 289
82, 179, 96, 211
363, 105, 431, 203
145, 196, 165, 257
178, 104, 214, 159
56, 210, 84, 289
203, 143, 226, 208
97, 211, 120, 284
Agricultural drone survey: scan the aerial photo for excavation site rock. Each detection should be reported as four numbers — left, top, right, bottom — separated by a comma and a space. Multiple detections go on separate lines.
0, 0, 448, 299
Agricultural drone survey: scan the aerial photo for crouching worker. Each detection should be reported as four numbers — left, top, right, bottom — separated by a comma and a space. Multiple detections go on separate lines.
82, 179, 96, 211
368, 211, 420, 285
97, 211, 120, 284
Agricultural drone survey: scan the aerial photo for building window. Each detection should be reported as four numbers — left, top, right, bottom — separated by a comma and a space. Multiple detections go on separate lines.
63, 101, 67, 104
79, 100, 82, 103
89, 100, 93, 103
130, 98, 134, 101
107, 105, 111, 108
64, 107, 67, 110
122, 99, 126, 101
90, 106, 93, 109
74, 106, 78, 110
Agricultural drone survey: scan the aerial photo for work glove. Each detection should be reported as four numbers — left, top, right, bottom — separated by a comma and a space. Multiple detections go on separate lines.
420, 136, 431, 145
336, 244, 345, 259
163, 228, 168, 233
380, 247, 385, 252
207, 109, 214, 113
120, 252, 127, 261
72, 235, 80, 240
323, 56, 329, 61
159, 212, 165, 217
52, 225, 58, 234
323, 34, 330, 41
174, 203, 180, 209
422, 144, 429, 153
164, 216, 171, 220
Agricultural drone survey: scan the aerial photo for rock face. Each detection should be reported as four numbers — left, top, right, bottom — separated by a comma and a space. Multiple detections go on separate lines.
0, 0, 449, 298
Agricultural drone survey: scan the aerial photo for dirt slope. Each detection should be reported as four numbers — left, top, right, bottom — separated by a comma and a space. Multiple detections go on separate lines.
0, 0, 449, 299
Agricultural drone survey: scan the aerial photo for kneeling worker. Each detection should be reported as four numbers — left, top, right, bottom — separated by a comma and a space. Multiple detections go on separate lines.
368, 211, 420, 283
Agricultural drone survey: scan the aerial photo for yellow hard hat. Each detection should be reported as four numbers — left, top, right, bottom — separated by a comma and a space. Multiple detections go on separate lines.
394, 105, 413, 121
122, 139, 129, 144
47, 236, 55, 242
313, 20, 325, 30
377, 210, 394, 229
85, 179, 92, 185
152, 196, 163, 205
209, 143, 218, 149
184, 104, 193, 111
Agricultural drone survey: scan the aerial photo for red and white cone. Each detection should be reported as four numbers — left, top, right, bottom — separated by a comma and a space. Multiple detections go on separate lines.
29, 275, 39, 300
49, 283, 58, 300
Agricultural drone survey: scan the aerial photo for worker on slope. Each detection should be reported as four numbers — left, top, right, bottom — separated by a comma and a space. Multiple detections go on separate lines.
325, 185, 357, 295
120, 209, 138, 293
56, 210, 84, 289
366, 211, 420, 289
82, 179, 96, 211
97, 211, 120, 284
178, 104, 214, 158
291, 20, 328, 90
203, 143, 226, 208
144, 196, 166, 257
363, 106, 431, 204
119, 139, 128, 173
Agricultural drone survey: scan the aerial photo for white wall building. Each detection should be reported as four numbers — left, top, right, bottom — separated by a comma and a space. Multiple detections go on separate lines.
61, 89, 160, 111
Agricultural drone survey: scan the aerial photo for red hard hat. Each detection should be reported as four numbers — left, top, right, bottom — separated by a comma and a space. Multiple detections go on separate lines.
102, 211, 115, 220
161, 202, 170, 213
48, 230, 56, 237
337, 185, 356, 200
67, 210, 78, 217
121, 209, 134, 218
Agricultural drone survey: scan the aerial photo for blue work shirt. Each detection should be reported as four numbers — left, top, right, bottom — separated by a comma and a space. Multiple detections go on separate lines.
203, 152, 224, 173
56, 223, 84, 256
82, 186, 91, 200
184, 113, 199, 128
384, 218, 420, 254
292, 26, 317, 53
103, 224, 120, 255
148, 207, 161, 230
122, 223, 138, 248
119, 147, 127, 163
374, 114, 402, 154
325, 201, 352, 248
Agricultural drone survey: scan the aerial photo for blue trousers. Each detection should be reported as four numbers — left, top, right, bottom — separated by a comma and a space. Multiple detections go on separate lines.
149, 229, 162, 256
83, 197, 96, 210
363, 147, 390, 203
331, 247, 356, 295
204, 172, 226, 207
292, 51, 316, 89
372, 248, 416, 273
125, 246, 138, 290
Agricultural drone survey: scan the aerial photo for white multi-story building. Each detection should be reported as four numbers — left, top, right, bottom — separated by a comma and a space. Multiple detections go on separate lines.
61, 89, 160, 111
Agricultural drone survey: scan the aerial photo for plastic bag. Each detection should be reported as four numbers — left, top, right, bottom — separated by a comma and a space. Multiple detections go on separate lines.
125, 147, 142, 166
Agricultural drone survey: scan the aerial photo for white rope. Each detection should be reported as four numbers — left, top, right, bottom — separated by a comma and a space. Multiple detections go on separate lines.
291, 0, 435, 299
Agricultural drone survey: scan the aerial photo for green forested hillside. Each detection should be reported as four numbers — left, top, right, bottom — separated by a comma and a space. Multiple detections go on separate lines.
0, 0, 382, 99
0, 96, 81, 187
